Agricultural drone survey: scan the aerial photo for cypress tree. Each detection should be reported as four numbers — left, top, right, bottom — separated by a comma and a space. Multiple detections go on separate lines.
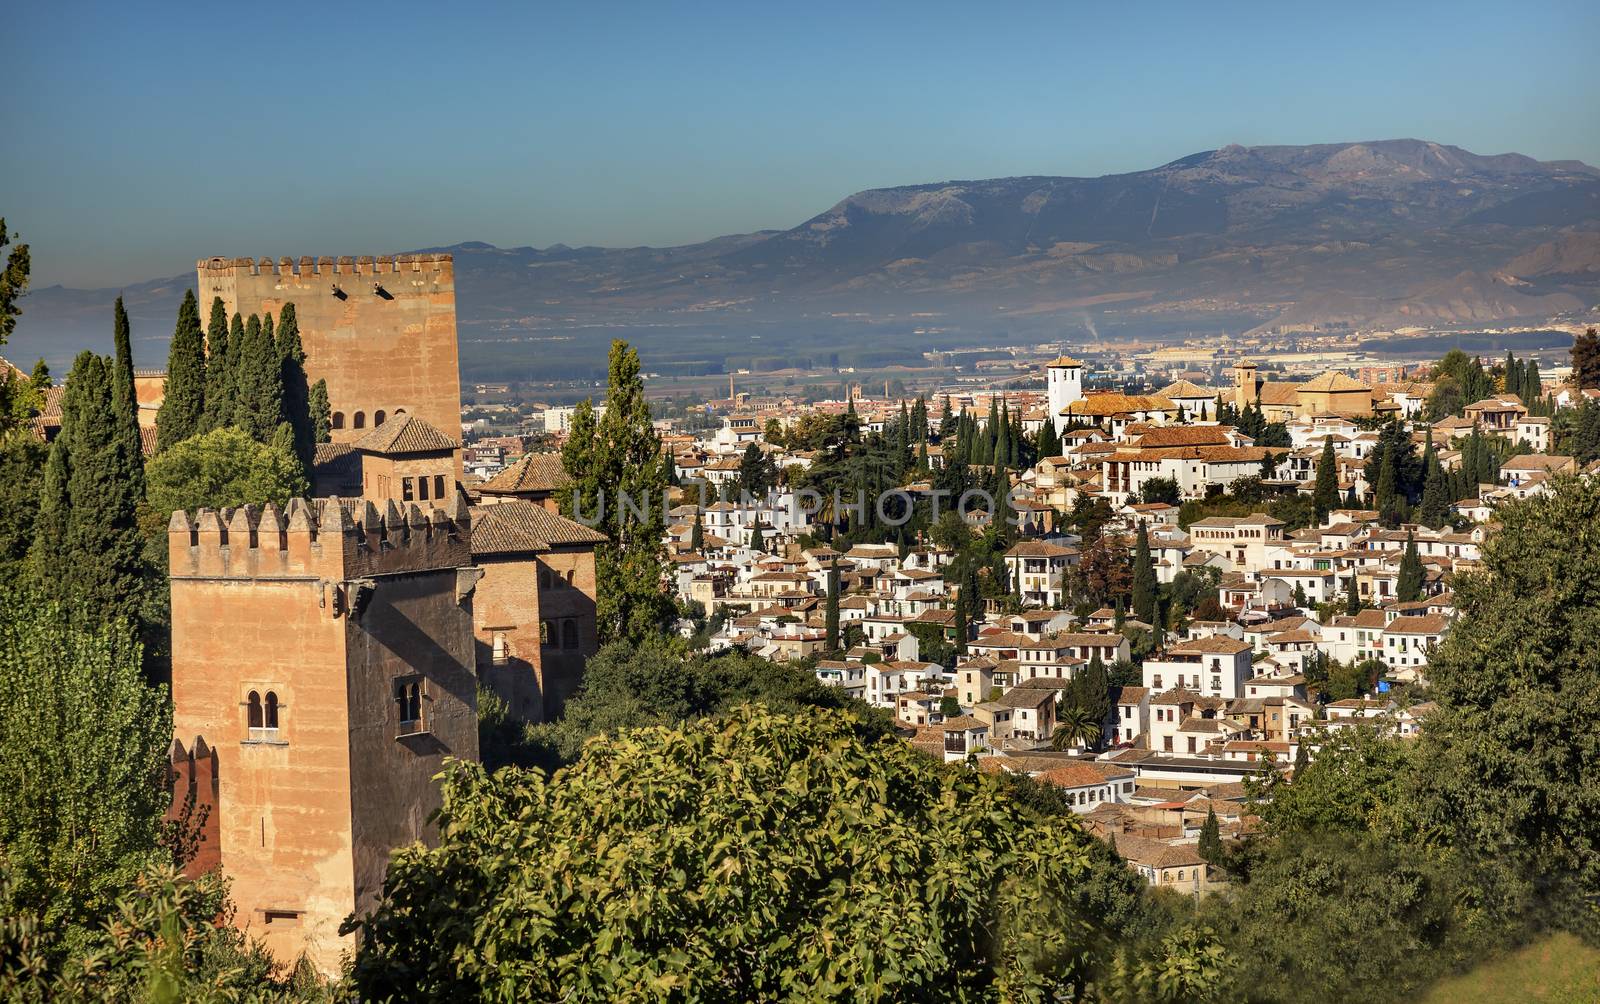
1397, 532, 1424, 603
34, 352, 148, 625
109, 297, 145, 497
994, 401, 1011, 469
1344, 482, 1359, 508
1198, 807, 1223, 865
203, 310, 240, 431
1311, 435, 1338, 525
953, 586, 969, 655
690, 514, 704, 552
1526, 360, 1542, 401
1345, 574, 1361, 615
156, 290, 206, 451
275, 302, 314, 466
308, 378, 332, 444
1131, 521, 1157, 625
1419, 432, 1448, 528
233, 314, 283, 442
32, 436, 69, 589
1376, 447, 1401, 527
824, 557, 840, 653
748, 521, 764, 553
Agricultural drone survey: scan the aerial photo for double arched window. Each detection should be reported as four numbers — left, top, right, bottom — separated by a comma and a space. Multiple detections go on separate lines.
395, 679, 424, 735
246, 690, 281, 739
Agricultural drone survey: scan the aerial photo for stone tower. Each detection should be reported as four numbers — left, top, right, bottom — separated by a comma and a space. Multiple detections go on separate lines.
196, 255, 463, 451
1232, 359, 1261, 409
167, 497, 480, 974
1046, 354, 1084, 434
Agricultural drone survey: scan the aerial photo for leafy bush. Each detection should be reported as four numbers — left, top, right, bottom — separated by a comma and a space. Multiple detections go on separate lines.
353, 706, 1225, 1002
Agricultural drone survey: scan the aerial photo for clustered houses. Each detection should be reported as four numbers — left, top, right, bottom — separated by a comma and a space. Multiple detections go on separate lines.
658, 353, 1600, 895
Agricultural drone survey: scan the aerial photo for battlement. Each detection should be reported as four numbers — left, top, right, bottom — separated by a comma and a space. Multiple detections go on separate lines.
197, 254, 453, 278
169, 496, 472, 582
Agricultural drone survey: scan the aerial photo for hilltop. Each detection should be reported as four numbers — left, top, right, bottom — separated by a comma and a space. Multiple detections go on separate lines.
12, 140, 1599, 374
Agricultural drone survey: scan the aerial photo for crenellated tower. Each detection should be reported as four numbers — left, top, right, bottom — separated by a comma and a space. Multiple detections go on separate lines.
196, 255, 463, 458
167, 496, 480, 974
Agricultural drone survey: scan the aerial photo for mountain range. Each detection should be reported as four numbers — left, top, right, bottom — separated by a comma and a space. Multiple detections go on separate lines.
11, 139, 1599, 377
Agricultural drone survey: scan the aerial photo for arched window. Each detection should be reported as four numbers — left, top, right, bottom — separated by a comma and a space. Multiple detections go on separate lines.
540, 621, 555, 646
353, 411, 366, 429
264, 692, 280, 730
562, 620, 579, 650
374, 409, 387, 427
332, 412, 345, 430
394, 680, 423, 734
418, 476, 430, 502
247, 691, 263, 729
394, 407, 407, 416
565, 569, 575, 586
434, 475, 446, 500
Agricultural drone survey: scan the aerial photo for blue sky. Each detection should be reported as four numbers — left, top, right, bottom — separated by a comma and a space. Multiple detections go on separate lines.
8, 0, 1598, 287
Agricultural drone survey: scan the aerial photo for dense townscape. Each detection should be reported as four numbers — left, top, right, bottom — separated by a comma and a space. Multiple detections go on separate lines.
3, 202, 1599, 998
5, 4, 1600, 990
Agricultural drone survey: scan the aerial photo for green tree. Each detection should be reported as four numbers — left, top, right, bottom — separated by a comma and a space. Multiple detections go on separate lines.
0, 587, 170, 941
1374, 447, 1400, 526
145, 427, 308, 519
824, 556, 840, 653
232, 314, 282, 442
276, 302, 314, 466
748, 520, 764, 552
560, 340, 676, 643
1052, 703, 1101, 751
31, 352, 148, 626
201, 307, 239, 433
1198, 807, 1223, 867
155, 291, 206, 451
1131, 521, 1157, 625
1140, 476, 1180, 506
1067, 651, 1111, 744
1396, 532, 1423, 602
109, 297, 145, 499
0, 218, 29, 346
0, 436, 46, 582
1570, 327, 1600, 390
351, 705, 1146, 1000
1405, 476, 1600, 930
307, 378, 332, 445
1201, 832, 1468, 1004
1311, 436, 1338, 525
738, 441, 774, 498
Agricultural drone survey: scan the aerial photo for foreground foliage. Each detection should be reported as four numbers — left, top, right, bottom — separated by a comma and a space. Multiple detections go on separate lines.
0, 587, 331, 1000
355, 706, 1225, 1002
484, 639, 900, 771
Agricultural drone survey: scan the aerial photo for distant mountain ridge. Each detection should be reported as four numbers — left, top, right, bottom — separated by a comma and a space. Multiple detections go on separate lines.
12, 139, 1599, 373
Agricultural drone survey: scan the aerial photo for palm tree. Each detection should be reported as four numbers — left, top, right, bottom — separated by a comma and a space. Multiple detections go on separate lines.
1052, 704, 1101, 751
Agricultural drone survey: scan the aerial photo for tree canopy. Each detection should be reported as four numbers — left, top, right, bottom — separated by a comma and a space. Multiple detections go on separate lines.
354, 704, 1224, 1002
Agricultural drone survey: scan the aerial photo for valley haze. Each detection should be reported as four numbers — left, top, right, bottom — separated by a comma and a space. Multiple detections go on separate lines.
12, 139, 1598, 378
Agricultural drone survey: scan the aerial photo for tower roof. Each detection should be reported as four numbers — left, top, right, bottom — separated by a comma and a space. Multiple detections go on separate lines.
1046, 355, 1084, 369
353, 414, 459, 455
479, 452, 570, 495
469, 500, 606, 555
1297, 371, 1370, 393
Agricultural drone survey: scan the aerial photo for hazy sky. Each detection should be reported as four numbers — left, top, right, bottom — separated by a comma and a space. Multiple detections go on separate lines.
9, 1, 1598, 287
